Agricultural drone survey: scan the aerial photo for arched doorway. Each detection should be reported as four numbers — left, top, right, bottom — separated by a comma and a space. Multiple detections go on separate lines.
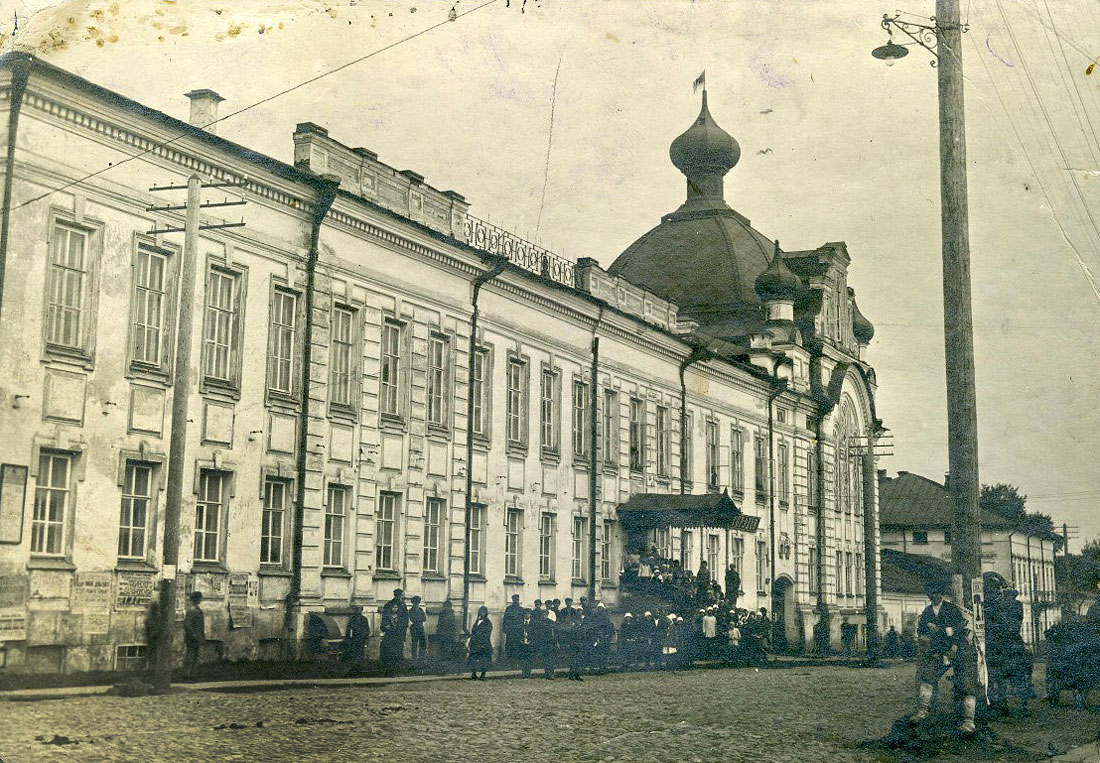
772, 575, 797, 653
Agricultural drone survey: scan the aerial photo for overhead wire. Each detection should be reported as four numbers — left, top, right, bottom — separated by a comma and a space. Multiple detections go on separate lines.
2, 0, 501, 214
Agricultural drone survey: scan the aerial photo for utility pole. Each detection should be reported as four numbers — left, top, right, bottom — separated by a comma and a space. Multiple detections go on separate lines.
588, 337, 599, 603
149, 175, 245, 692
935, 0, 981, 600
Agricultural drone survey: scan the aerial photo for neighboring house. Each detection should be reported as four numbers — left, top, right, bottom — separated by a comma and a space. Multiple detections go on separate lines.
879, 471, 1061, 649
0, 54, 884, 673
880, 547, 954, 641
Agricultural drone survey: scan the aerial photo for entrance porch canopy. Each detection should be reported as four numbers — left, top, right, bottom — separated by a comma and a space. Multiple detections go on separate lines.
617, 491, 760, 533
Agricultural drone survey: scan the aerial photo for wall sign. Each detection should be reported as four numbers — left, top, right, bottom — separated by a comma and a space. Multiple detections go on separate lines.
0, 464, 28, 544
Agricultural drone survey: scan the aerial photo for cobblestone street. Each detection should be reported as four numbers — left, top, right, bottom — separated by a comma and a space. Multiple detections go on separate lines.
1, 663, 1097, 763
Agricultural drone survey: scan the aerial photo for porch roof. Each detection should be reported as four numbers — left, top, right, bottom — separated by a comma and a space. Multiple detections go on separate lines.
617, 491, 760, 532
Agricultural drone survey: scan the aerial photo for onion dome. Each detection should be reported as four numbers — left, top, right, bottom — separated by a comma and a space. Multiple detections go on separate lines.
852, 296, 875, 344
754, 241, 803, 302
669, 90, 740, 200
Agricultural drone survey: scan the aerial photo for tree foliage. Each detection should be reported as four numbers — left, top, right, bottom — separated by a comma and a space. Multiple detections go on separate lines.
980, 483, 1057, 547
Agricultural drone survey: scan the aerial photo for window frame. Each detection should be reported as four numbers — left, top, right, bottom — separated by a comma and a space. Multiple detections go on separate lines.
375, 491, 399, 572
707, 533, 720, 580
540, 365, 561, 459
505, 356, 529, 452
539, 511, 555, 581
656, 405, 670, 477
730, 425, 744, 494
470, 346, 492, 441
200, 260, 248, 394
128, 239, 178, 377
705, 418, 720, 490
601, 519, 614, 582
469, 503, 485, 576
682, 411, 694, 487
31, 451, 74, 557
260, 477, 291, 568
423, 497, 445, 575
194, 469, 230, 565
572, 378, 590, 461
426, 332, 451, 432
602, 389, 619, 467
505, 507, 523, 579
628, 396, 645, 473
118, 461, 154, 561
778, 440, 790, 506
754, 434, 768, 499
328, 304, 357, 412
266, 284, 301, 402
572, 515, 588, 582
43, 215, 101, 364
379, 318, 407, 422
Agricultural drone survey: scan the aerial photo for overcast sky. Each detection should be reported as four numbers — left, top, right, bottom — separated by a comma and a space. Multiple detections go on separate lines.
4, 0, 1099, 550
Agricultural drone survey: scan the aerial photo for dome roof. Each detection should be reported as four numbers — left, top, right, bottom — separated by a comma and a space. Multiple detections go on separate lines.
670, 91, 740, 178
610, 208, 773, 314
754, 242, 804, 302
852, 297, 875, 344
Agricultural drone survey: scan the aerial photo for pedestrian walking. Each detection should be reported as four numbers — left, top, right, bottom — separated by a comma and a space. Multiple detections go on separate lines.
467, 606, 493, 680
340, 605, 370, 662
409, 596, 428, 661
380, 588, 409, 675
182, 591, 205, 681
435, 599, 459, 663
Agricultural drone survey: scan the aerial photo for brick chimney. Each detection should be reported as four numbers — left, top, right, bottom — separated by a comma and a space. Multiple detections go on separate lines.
184, 89, 225, 134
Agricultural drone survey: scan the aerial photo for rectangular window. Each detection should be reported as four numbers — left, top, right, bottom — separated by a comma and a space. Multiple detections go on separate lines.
809, 546, 818, 595
836, 551, 844, 596
423, 498, 444, 574
507, 358, 527, 447
912, 530, 929, 545
118, 462, 152, 559
757, 540, 768, 593
656, 406, 671, 476
131, 245, 167, 367
572, 380, 590, 460
268, 289, 296, 395
653, 527, 671, 559
629, 397, 645, 472
540, 368, 560, 456
116, 644, 149, 671
754, 434, 768, 495
469, 504, 485, 575
261, 478, 288, 565
681, 529, 694, 570
807, 448, 817, 510
194, 470, 227, 563
706, 419, 720, 489
845, 551, 853, 596
539, 512, 555, 579
602, 390, 619, 465
731, 426, 744, 492
855, 552, 864, 596
683, 412, 694, 484
778, 441, 790, 505
380, 320, 403, 417
329, 306, 354, 407
601, 520, 613, 581
375, 491, 397, 571
572, 516, 588, 581
46, 223, 88, 350
427, 334, 448, 428
32, 452, 71, 556
203, 268, 238, 383
324, 485, 349, 568
943, 528, 952, 545
707, 534, 720, 580
505, 508, 523, 578
471, 348, 490, 438
732, 535, 744, 580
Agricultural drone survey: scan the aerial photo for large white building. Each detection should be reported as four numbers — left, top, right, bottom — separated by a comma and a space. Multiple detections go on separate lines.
0, 53, 886, 674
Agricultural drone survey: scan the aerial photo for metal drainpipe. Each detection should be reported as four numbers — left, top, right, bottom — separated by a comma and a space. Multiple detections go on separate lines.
461, 257, 507, 634
285, 176, 339, 656
766, 359, 789, 622
0, 53, 32, 334
587, 308, 603, 603
812, 407, 831, 651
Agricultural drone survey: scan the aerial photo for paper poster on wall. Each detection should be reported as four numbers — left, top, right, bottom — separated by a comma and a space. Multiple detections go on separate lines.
83, 610, 111, 635
193, 573, 226, 599
227, 572, 252, 628
0, 464, 28, 544
115, 570, 155, 609
0, 573, 28, 609
0, 610, 26, 641
174, 573, 192, 622
72, 571, 113, 635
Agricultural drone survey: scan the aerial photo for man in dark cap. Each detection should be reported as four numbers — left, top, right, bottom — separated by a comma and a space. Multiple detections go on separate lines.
182, 591, 205, 680
341, 605, 370, 662
380, 588, 409, 675
435, 599, 459, 663
408, 595, 428, 661
502, 593, 524, 663
910, 579, 979, 733
725, 564, 741, 609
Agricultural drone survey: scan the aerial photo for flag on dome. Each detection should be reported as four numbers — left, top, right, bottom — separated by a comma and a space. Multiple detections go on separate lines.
692, 71, 706, 93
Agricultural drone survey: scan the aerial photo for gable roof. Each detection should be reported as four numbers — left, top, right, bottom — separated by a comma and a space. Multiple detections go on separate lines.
880, 548, 953, 595
879, 471, 1011, 529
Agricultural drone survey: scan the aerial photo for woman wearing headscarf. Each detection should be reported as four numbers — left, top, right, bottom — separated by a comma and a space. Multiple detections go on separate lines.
467, 605, 493, 680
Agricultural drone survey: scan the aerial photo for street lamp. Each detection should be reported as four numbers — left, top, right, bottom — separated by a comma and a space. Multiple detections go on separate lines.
872, 0, 983, 624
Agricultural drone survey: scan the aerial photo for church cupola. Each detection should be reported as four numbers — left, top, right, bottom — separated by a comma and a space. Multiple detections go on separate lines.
755, 240, 803, 323
852, 294, 875, 345
669, 88, 740, 205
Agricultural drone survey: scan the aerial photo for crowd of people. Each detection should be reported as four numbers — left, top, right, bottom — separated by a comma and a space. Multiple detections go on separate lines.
338, 588, 780, 679
618, 549, 734, 609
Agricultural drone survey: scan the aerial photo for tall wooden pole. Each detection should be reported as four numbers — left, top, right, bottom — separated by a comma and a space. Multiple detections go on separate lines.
588, 337, 599, 602
154, 174, 201, 691
936, 0, 981, 598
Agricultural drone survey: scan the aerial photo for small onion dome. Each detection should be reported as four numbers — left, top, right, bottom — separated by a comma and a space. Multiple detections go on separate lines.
754, 241, 803, 302
852, 298, 875, 344
669, 90, 740, 178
